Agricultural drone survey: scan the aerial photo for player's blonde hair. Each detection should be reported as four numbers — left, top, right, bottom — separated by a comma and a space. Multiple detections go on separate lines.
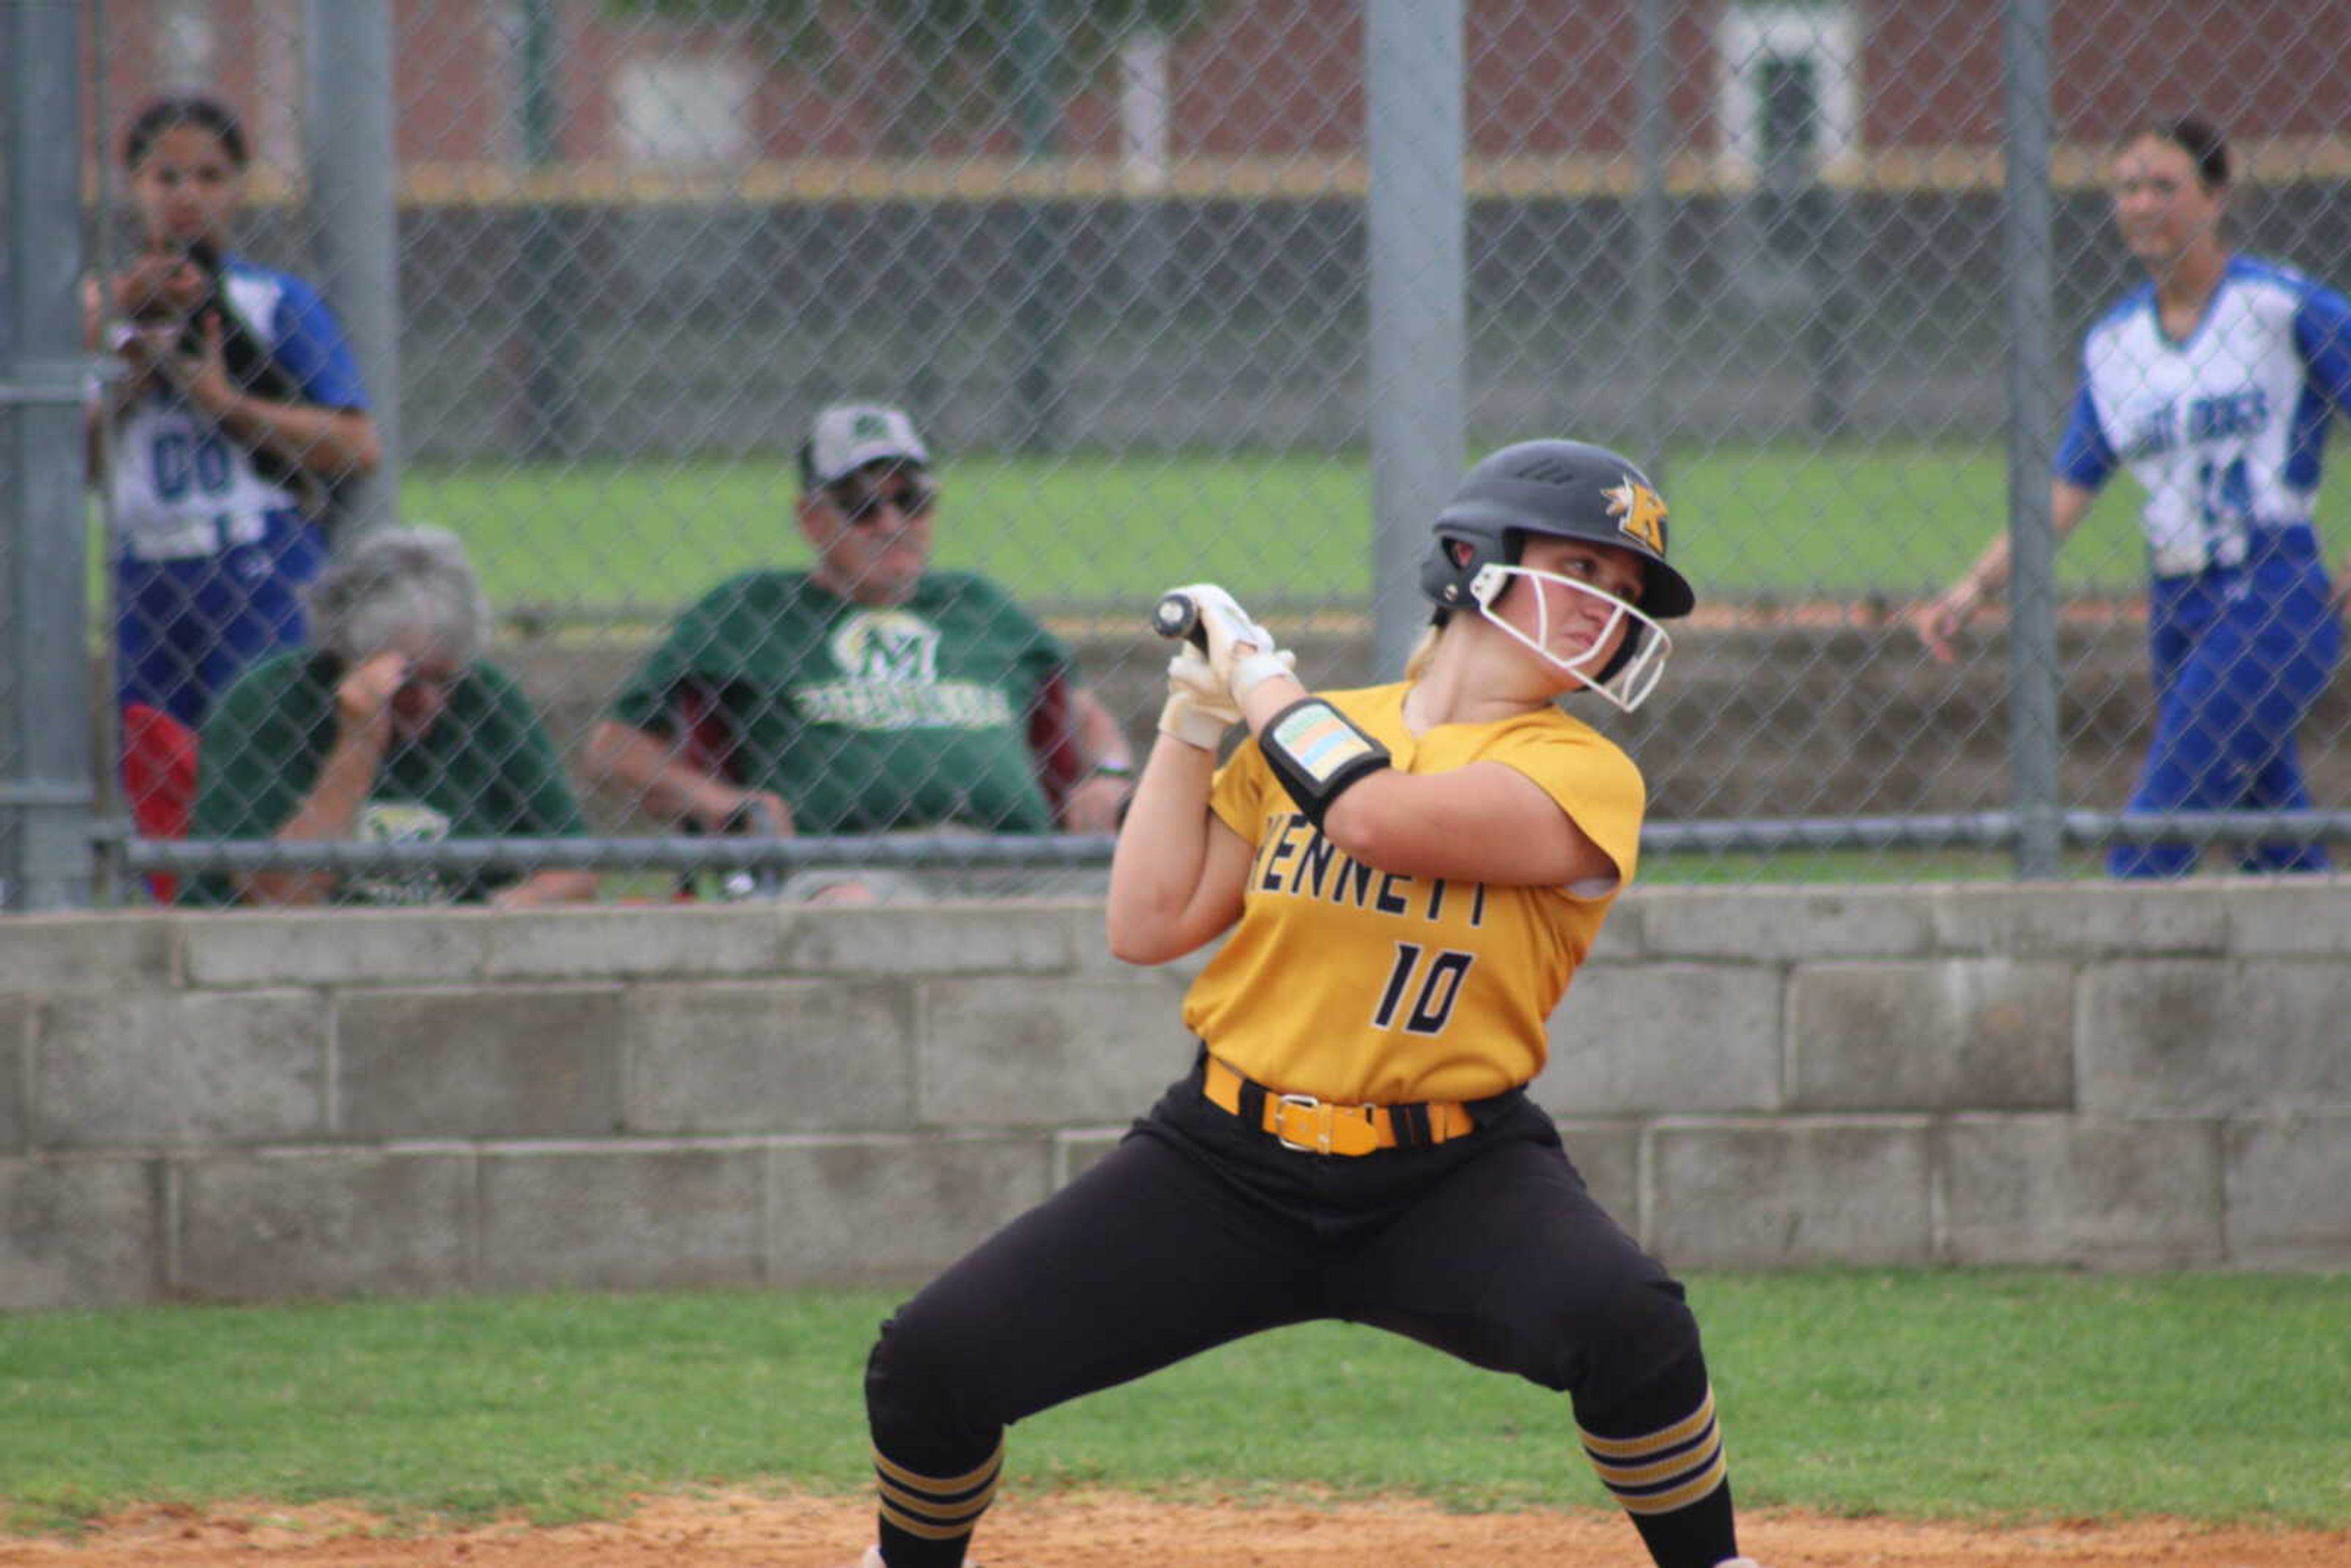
1401, 620, 1446, 683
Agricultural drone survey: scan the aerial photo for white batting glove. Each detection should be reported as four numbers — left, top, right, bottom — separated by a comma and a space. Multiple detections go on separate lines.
1158, 643, 1243, 751
1229, 645, 1297, 702
1167, 583, 1293, 700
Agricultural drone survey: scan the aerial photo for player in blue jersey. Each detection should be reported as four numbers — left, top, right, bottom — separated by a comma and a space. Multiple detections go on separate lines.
85, 95, 382, 729
1915, 116, 2350, 876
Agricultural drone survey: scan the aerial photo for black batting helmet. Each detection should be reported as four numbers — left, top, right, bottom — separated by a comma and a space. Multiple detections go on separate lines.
1420, 439, 1696, 621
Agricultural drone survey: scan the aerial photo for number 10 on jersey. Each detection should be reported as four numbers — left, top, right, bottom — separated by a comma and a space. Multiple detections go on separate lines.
1372, 942, 1474, 1034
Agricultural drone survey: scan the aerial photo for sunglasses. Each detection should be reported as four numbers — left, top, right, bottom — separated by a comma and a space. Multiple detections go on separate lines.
825, 471, 936, 525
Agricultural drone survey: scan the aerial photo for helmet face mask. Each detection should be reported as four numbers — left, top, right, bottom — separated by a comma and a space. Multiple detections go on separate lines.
1466, 560, 1675, 713
1421, 439, 1695, 711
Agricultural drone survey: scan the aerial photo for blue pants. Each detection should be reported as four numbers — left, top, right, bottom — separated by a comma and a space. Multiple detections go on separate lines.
114, 512, 326, 729
2111, 528, 2342, 877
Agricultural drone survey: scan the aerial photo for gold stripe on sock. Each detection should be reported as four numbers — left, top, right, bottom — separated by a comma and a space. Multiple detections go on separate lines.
1578, 1386, 1717, 1461
871, 1438, 1004, 1496
1587, 1426, 1722, 1490
1611, 1447, 1730, 1516
877, 1472, 1000, 1527
879, 1496, 988, 1542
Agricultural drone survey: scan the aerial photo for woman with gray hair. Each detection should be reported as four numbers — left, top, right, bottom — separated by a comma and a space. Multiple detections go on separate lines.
185, 526, 598, 907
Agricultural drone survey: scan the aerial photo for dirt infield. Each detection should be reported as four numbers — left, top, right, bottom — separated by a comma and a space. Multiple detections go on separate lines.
3, 1492, 2345, 1567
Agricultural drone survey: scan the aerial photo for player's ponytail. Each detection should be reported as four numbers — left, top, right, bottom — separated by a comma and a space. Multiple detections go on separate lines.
1401, 621, 1445, 683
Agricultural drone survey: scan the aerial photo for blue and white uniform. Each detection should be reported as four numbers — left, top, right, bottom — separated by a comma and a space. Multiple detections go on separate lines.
2055, 255, 2350, 876
107, 253, 369, 727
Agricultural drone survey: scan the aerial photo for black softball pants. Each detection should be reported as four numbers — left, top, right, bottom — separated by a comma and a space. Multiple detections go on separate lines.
862, 1057, 1736, 1567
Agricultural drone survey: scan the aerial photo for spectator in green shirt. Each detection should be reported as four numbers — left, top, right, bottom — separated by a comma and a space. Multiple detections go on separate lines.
186, 525, 598, 908
583, 403, 1135, 897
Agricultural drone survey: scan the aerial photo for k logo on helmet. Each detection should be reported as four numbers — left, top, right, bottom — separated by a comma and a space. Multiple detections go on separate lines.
1604, 476, 1668, 555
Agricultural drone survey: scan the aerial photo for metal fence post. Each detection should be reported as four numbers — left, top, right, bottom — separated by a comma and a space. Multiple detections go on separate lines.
517, 0, 577, 460
304, 0, 402, 538
1, 0, 96, 911
1009, 0, 1067, 454
2001, 0, 2061, 878
1630, 0, 1672, 482
1366, 0, 1465, 680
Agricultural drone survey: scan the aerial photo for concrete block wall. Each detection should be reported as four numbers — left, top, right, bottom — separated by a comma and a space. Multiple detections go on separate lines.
4, 880, 2348, 1309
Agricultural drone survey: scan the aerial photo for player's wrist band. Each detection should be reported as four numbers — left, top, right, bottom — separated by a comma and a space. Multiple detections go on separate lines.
1256, 696, 1390, 830
1087, 758, 1136, 781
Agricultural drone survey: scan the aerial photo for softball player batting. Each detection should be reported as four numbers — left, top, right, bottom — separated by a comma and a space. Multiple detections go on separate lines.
847, 440, 1764, 1568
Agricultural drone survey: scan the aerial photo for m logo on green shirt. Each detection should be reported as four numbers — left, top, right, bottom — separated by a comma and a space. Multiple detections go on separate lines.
832, 609, 942, 685
801, 606, 1018, 732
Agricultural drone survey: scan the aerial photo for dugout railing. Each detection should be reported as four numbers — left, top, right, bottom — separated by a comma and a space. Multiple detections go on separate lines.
116, 809, 2351, 893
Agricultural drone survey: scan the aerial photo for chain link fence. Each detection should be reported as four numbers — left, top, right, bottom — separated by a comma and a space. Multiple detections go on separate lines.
17, 0, 2351, 909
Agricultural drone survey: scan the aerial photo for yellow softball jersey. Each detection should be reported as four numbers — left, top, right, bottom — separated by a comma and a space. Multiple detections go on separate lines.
1182, 682, 1644, 1105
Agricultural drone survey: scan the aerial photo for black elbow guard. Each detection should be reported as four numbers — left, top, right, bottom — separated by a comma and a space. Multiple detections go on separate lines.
1258, 697, 1392, 831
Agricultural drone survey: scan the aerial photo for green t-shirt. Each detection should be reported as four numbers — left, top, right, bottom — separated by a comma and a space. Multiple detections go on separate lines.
607, 570, 1067, 835
186, 650, 590, 906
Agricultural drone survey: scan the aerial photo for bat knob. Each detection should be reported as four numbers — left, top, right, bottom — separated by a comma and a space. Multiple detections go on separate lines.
1152, 592, 1205, 647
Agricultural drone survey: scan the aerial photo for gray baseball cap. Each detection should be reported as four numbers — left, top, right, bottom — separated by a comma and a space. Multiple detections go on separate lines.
801, 403, 931, 489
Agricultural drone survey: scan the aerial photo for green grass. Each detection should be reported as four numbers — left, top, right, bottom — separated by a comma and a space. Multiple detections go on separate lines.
399, 441, 2175, 619
4, 1271, 2347, 1535
405, 450, 1381, 617
94, 435, 2336, 622
83, 438, 2204, 626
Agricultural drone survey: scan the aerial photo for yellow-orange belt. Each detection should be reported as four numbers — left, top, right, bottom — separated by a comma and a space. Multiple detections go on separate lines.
1202, 1054, 1478, 1156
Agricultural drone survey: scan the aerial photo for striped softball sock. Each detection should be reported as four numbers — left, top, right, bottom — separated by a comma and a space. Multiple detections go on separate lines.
1578, 1381, 1743, 1567
1579, 1382, 1727, 1515
872, 1436, 1002, 1567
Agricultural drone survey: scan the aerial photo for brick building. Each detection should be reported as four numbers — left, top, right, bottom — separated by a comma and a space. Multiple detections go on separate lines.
92, 1, 2351, 190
